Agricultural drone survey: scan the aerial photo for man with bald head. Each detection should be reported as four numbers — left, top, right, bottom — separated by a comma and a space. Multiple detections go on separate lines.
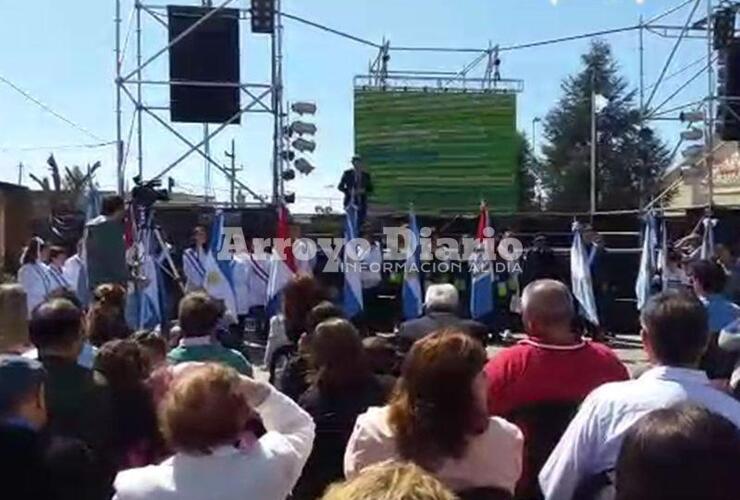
484, 280, 628, 496
485, 280, 627, 417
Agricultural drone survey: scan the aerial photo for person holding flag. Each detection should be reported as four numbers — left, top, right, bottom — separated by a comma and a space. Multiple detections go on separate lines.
342, 197, 364, 321
570, 221, 601, 332
202, 210, 238, 323
182, 225, 210, 293
635, 212, 658, 311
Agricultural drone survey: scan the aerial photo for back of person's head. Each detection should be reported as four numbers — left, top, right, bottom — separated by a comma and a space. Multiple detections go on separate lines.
100, 195, 125, 217
306, 300, 344, 334
616, 403, 740, 500
133, 330, 168, 367
0, 284, 29, 353
283, 274, 325, 334
310, 318, 370, 391
0, 356, 47, 428
47, 287, 83, 310
321, 463, 457, 500
521, 279, 574, 340
363, 336, 398, 376
689, 259, 727, 295
94, 339, 150, 390
20, 237, 45, 265
160, 363, 250, 454
178, 292, 221, 338
389, 330, 488, 470
92, 283, 126, 310
88, 283, 129, 346
640, 291, 709, 367
29, 298, 83, 353
424, 284, 459, 313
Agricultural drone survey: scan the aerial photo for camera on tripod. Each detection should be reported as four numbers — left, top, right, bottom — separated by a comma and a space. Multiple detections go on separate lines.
131, 176, 170, 209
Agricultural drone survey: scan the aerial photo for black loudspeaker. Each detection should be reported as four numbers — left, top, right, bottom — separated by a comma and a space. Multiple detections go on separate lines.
719, 43, 740, 141
167, 6, 241, 124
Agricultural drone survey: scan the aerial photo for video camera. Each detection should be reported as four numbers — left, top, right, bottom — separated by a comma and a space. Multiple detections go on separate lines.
131, 176, 170, 209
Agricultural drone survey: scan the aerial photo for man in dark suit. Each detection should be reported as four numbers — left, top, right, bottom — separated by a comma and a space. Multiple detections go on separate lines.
397, 284, 488, 354
338, 155, 373, 228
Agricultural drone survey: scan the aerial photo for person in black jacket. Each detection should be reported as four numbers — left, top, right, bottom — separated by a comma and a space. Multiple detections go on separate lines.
522, 234, 560, 287
293, 318, 394, 500
0, 355, 97, 500
397, 284, 489, 355
338, 155, 373, 228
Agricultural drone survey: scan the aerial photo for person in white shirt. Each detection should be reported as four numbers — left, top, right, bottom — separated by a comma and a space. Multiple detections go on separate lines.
359, 231, 383, 333
63, 240, 86, 300
182, 225, 209, 292
46, 246, 72, 293
344, 331, 523, 495
539, 290, 740, 500
113, 363, 315, 500
17, 237, 51, 317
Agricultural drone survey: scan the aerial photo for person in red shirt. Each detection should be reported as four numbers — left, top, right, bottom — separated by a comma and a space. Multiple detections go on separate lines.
485, 279, 628, 498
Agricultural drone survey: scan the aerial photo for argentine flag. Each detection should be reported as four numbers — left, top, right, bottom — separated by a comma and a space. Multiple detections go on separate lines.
402, 207, 423, 320
571, 222, 600, 325
470, 203, 494, 320
266, 205, 297, 316
204, 210, 237, 321
635, 213, 657, 311
342, 202, 364, 319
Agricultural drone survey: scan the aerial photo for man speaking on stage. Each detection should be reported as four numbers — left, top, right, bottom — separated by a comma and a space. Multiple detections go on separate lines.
338, 155, 373, 228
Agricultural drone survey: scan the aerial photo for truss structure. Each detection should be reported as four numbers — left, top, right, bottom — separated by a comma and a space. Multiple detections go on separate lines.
114, 0, 287, 205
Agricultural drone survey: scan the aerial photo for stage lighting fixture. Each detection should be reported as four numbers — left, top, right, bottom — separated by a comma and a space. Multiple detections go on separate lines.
681, 144, 704, 159
284, 192, 296, 204
280, 150, 296, 161
291, 102, 317, 115
679, 110, 705, 123
250, 0, 275, 34
292, 138, 316, 153
281, 169, 296, 181
680, 128, 704, 141
294, 158, 315, 175
290, 121, 317, 135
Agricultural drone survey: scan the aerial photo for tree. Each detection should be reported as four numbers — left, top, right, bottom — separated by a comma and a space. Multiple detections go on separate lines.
516, 132, 543, 211
29, 154, 101, 210
540, 40, 671, 211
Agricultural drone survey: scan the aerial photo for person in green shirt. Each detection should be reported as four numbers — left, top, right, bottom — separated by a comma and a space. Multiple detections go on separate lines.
168, 292, 253, 376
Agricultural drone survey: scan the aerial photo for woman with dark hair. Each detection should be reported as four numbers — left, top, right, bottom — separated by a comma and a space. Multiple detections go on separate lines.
345, 330, 523, 495
17, 237, 51, 316
95, 339, 162, 470
87, 284, 131, 347
277, 300, 344, 400
264, 274, 326, 370
616, 403, 740, 500
293, 318, 394, 500
182, 225, 210, 293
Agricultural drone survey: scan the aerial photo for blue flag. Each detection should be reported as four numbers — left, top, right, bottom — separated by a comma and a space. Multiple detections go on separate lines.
571, 222, 600, 325
204, 210, 237, 320
470, 203, 494, 320
402, 207, 423, 320
342, 202, 364, 319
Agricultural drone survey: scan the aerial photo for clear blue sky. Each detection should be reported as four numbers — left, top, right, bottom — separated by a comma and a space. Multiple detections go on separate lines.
0, 0, 710, 212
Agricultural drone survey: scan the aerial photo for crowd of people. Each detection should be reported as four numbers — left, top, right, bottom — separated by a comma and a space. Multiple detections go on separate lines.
2, 258, 740, 499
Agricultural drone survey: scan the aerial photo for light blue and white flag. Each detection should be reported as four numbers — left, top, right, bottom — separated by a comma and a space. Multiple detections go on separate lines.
470, 202, 494, 320
137, 225, 162, 330
204, 210, 237, 320
700, 216, 717, 260
342, 202, 364, 319
571, 222, 600, 325
635, 213, 657, 311
402, 207, 423, 320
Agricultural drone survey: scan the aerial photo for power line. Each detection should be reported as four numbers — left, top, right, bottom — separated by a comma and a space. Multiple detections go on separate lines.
499, 25, 641, 52
643, 55, 707, 92
280, 11, 381, 49
0, 74, 107, 142
0, 141, 117, 152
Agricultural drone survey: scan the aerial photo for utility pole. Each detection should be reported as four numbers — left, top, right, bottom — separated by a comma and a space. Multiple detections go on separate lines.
17, 162, 23, 185
224, 139, 242, 206
590, 72, 598, 219
706, 0, 715, 211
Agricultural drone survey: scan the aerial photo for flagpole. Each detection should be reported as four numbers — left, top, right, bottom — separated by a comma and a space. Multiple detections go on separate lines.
590, 81, 597, 219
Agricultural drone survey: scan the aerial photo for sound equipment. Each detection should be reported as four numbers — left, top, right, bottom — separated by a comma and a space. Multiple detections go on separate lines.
167, 6, 241, 124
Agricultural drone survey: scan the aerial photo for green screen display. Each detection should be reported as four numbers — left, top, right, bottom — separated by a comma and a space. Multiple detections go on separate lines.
354, 89, 519, 214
